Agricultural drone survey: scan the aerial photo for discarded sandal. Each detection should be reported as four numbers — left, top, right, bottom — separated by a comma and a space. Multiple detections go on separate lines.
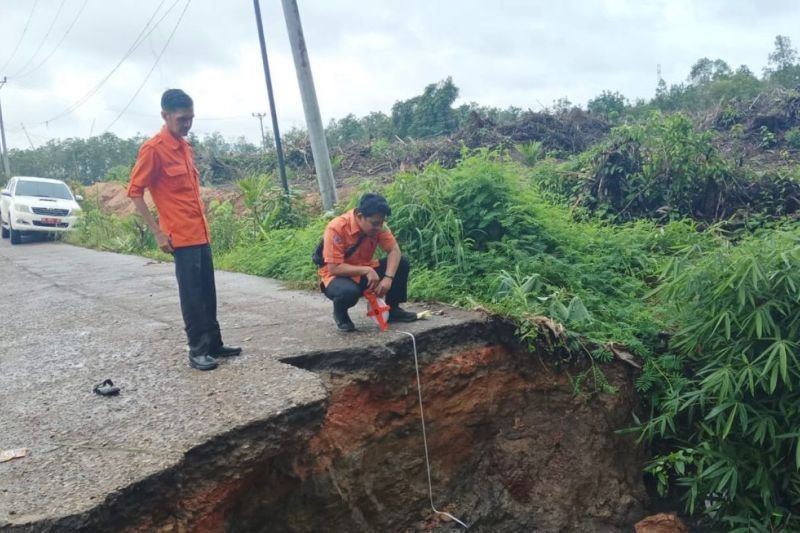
93, 379, 120, 396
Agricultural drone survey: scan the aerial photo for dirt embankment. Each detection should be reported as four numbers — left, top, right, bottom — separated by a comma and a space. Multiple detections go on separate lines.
49, 322, 648, 532
82, 182, 246, 217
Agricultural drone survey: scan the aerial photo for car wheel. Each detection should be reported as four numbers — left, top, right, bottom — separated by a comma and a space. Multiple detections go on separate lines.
9, 221, 21, 244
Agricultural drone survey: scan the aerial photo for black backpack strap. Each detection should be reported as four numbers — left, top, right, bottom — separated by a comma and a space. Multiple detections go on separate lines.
344, 232, 367, 258
314, 232, 367, 268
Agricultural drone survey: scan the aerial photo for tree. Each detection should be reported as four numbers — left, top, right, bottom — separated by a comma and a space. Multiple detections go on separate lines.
454, 103, 522, 127
7, 133, 142, 184
552, 97, 574, 114
688, 58, 732, 85
764, 35, 800, 88
326, 113, 365, 147
197, 132, 231, 156
361, 111, 392, 140
231, 136, 260, 155
708, 66, 761, 103
767, 35, 798, 71
588, 90, 628, 122
655, 76, 668, 98
391, 77, 460, 138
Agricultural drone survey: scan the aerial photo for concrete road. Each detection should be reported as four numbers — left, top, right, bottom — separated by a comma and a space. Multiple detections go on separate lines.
0, 240, 478, 528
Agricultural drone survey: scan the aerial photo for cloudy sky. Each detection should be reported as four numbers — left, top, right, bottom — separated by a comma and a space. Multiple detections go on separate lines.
0, 0, 798, 149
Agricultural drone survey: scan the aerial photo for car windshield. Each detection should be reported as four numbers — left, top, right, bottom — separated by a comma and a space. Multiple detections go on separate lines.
15, 180, 72, 200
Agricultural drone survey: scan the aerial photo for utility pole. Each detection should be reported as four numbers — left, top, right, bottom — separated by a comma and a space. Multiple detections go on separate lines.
20, 124, 34, 149
252, 0, 289, 195
0, 77, 11, 179
251, 112, 268, 151
281, 0, 337, 210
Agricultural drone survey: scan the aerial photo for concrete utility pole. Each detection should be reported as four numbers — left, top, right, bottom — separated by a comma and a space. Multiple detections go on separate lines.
0, 77, 11, 179
252, 0, 289, 195
251, 112, 268, 151
20, 123, 34, 149
281, 0, 337, 210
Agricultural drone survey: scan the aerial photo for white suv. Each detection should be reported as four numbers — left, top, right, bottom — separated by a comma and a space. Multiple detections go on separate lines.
1, 176, 83, 245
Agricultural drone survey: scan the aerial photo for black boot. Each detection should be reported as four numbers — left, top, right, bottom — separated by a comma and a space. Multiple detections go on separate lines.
188, 334, 218, 371
213, 345, 242, 357
333, 303, 356, 332
388, 305, 418, 323
208, 331, 241, 357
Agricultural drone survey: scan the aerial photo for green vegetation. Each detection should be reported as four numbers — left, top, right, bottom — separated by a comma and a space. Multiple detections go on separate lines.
785, 127, 800, 149
40, 31, 800, 530
66, 130, 800, 529
645, 227, 800, 531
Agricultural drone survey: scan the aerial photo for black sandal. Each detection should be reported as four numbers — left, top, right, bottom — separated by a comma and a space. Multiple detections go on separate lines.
93, 379, 120, 396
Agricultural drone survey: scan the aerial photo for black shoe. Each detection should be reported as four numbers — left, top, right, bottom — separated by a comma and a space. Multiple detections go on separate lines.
333, 307, 356, 332
93, 379, 120, 396
388, 306, 418, 323
189, 353, 218, 371
212, 345, 242, 357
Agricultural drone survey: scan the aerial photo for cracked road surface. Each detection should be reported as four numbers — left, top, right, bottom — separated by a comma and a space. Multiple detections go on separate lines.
0, 241, 477, 528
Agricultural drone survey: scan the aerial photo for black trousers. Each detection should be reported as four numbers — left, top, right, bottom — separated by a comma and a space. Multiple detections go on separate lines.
173, 244, 222, 351
324, 255, 410, 311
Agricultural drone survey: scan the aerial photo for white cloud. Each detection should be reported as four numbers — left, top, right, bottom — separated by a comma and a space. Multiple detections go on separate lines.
0, 0, 798, 149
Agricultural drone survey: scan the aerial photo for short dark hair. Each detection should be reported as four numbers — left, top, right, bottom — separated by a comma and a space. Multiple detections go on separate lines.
357, 193, 391, 218
161, 89, 193, 112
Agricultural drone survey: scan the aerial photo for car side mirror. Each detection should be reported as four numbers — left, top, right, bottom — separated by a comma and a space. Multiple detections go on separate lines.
75, 194, 84, 202
1, 190, 9, 197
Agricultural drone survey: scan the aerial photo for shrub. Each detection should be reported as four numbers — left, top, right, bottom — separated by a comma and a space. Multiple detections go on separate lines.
785, 127, 800, 149
643, 227, 800, 530
516, 141, 544, 166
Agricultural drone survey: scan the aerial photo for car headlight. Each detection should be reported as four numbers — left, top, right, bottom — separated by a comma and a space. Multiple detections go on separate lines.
13, 203, 30, 213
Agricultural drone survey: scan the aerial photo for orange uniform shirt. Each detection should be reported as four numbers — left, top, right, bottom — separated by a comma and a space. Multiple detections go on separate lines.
127, 126, 210, 248
319, 209, 397, 287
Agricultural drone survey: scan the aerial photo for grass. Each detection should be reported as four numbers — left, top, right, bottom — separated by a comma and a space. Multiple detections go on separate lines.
66, 147, 800, 529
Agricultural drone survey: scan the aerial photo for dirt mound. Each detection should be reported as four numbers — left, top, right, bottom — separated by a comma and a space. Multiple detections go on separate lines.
709, 87, 800, 135
453, 108, 610, 154
499, 108, 610, 152
83, 182, 246, 217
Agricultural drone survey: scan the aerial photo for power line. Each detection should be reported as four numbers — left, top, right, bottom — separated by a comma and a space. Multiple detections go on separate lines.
102, 108, 251, 121
0, 0, 40, 73
10, 0, 67, 78
195, 115, 253, 122
31, 0, 180, 126
13, 0, 89, 80
105, 0, 193, 132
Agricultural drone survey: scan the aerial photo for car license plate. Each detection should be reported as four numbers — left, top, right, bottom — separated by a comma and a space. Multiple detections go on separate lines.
42, 217, 59, 225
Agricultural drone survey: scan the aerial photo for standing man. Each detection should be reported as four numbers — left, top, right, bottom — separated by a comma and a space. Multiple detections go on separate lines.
320, 193, 418, 331
128, 89, 241, 370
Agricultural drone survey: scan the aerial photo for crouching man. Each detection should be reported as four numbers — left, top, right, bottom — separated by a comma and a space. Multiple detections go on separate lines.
319, 193, 418, 331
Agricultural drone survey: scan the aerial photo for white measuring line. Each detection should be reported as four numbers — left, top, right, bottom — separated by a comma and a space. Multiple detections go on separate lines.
397, 330, 469, 529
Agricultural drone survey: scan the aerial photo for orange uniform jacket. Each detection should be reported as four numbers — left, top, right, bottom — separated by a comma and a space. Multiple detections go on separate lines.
319, 209, 397, 287
127, 126, 210, 248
